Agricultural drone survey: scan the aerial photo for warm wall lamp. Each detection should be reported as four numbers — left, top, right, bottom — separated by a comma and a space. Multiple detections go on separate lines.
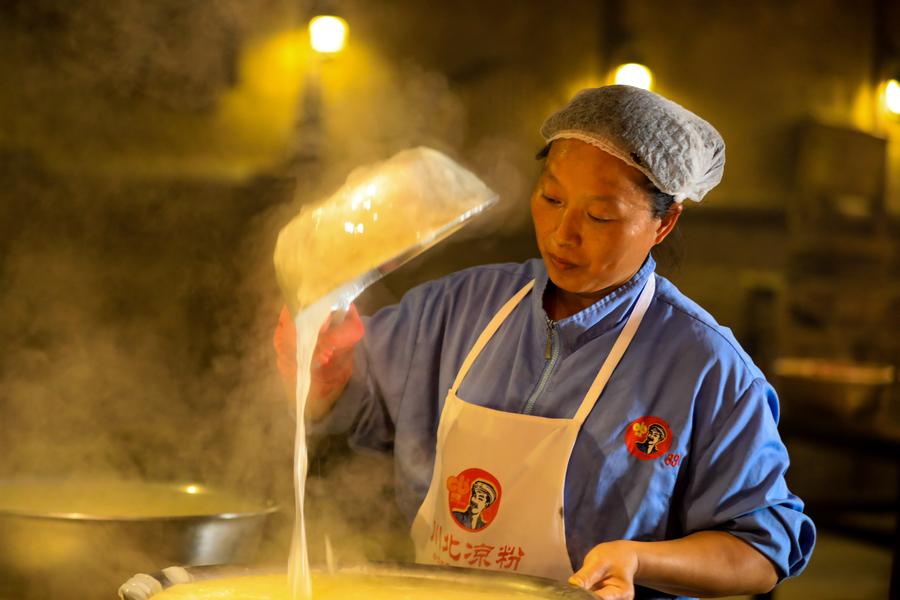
612, 62, 653, 90
309, 15, 348, 54
884, 78, 900, 116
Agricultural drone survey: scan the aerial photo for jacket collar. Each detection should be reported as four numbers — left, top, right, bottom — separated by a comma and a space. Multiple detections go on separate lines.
530, 255, 656, 351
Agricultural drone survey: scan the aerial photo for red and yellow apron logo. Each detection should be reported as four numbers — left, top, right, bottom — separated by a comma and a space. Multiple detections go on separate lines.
624, 416, 673, 460
447, 468, 502, 532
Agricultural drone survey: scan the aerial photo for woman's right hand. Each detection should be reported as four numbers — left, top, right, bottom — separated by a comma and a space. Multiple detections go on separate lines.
273, 304, 365, 420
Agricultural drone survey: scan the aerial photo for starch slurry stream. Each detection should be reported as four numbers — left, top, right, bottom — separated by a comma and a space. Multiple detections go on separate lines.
288, 303, 332, 599
273, 147, 497, 599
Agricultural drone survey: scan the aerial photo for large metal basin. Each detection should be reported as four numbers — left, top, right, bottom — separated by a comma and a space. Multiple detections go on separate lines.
0, 479, 277, 600
120, 563, 594, 599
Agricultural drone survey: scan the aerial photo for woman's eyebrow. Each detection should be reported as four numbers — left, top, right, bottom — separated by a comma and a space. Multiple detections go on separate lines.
541, 169, 625, 205
540, 165, 560, 183
585, 194, 619, 203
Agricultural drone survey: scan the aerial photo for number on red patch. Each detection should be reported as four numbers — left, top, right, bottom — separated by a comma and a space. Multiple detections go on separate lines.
664, 453, 681, 467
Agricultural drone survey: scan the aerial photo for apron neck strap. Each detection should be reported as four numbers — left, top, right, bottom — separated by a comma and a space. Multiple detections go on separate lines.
449, 279, 535, 394
449, 273, 656, 426
573, 274, 656, 425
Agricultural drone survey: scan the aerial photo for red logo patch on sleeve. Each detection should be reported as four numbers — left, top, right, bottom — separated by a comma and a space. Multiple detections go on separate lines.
624, 416, 673, 460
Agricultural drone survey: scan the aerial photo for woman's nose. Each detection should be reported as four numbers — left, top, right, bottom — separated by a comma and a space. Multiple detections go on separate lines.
553, 209, 580, 246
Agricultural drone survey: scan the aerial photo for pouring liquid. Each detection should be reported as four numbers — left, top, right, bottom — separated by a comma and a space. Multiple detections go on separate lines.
288, 300, 334, 599
274, 147, 498, 599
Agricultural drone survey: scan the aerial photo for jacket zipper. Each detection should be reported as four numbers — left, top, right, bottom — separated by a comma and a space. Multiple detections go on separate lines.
523, 317, 559, 415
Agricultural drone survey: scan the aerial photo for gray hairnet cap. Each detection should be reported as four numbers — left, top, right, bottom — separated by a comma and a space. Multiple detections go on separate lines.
540, 85, 725, 203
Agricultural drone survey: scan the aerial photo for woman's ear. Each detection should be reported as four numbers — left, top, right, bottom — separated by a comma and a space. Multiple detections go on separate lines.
654, 203, 683, 245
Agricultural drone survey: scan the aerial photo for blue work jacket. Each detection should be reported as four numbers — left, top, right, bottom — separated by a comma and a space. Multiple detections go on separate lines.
318, 255, 815, 590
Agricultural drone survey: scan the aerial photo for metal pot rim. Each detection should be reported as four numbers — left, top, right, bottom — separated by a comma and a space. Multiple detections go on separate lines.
0, 503, 279, 522
0, 478, 279, 521
124, 563, 596, 599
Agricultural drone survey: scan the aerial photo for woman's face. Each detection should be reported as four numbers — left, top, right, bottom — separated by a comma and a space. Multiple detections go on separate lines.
531, 139, 680, 303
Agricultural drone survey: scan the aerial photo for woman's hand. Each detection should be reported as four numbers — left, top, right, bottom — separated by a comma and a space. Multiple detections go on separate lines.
569, 541, 639, 600
570, 532, 777, 599
308, 305, 365, 419
273, 304, 365, 420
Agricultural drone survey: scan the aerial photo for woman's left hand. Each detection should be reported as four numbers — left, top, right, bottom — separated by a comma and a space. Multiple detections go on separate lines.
568, 532, 778, 599
569, 540, 639, 600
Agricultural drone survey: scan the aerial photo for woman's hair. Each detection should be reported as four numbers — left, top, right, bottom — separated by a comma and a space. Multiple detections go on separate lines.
645, 184, 677, 219
536, 142, 677, 219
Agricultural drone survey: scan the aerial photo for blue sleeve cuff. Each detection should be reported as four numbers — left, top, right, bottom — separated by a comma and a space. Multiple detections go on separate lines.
722, 504, 816, 581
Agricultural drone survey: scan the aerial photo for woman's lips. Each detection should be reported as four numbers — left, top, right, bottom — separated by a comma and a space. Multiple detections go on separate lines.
547, 252, 579, 270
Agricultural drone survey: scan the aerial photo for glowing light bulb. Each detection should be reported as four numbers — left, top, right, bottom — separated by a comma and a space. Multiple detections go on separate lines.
343, 221, 354, 234
613, 63, 653, 90
184, 485, 200, 495
309, 16, 348, 54
886, 79, 900, 116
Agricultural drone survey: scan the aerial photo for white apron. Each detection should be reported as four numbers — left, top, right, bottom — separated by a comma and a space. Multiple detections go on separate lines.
410, 274, 656, 580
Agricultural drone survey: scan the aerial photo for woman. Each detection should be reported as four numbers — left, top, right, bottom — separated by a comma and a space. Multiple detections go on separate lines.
274, 86, 815, 599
